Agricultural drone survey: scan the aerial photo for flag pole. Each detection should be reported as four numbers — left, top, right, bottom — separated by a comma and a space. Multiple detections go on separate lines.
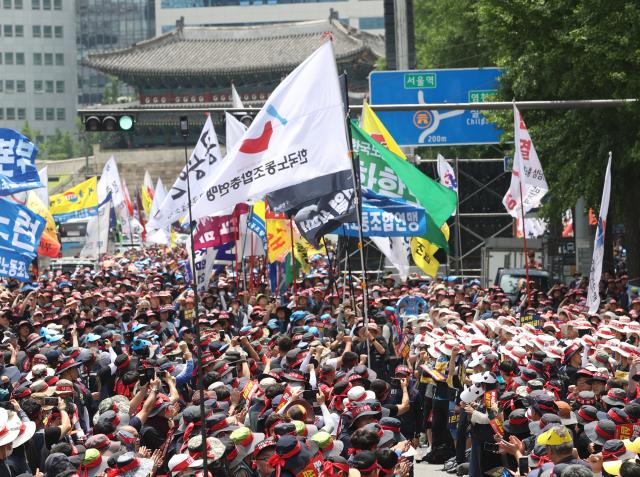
289, 219, 298, 300
178, 116, 209, 477
341, 72, 371, 365
454, 156, 463, 278
513, 100, 531, 308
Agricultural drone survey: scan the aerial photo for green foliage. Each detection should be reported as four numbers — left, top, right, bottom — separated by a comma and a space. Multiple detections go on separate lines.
414, 0, 491, 69
102, 76, 122, 105
476, 0, 640, 215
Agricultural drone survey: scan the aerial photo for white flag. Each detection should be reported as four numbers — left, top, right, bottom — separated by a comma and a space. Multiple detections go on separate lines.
372, 236, 410, 281
188, 241, 217, 292
81, 198, 111, 258
586, 155, 612, 314
237, 213, 265, 257
516, 217, 548, 238
231, 84, 244, 110
35, 167, 48, 208
147, 178, 170, 245
225, 112, 248, 153
147, 116, 223, 230
502, 105, 548, 218
98, 157, 126, 209
437, 154, 458, 194
191, 42, 351, 220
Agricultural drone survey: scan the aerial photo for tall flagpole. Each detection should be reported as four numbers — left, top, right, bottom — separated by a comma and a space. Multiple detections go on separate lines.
341, 72, 371, 365
178, 116, 208, 476
289, 219, 298, 300
455, 156, 464, 278
513, 102, 531, 308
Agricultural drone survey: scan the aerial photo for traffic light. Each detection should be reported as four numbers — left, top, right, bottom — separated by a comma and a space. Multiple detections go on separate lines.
83, 114, 135, 132
230, 111, 256, 127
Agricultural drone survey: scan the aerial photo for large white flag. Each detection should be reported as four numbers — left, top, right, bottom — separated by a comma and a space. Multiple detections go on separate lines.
98, 157, 126, 209
81, 197, 111, 258
502, 105, 548, 218
147, 116, 222, 230
225, 113, 248, 153
35, 167, 49, 208
191, 42, 351, 220
586, 155, 612, 314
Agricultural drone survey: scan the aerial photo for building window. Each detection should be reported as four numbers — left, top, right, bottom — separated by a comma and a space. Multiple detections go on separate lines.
4, 52, 13, 65
42, 0, 50, 8
44, 53, 52, 65
6, 108, 15, 121
359, 16, 384, 30
5, 80, 14, 92
45, 80, 53, 93
4, 25, 13, 37
33, 52, 42, 65
34, 80, 43, 92
43, 25, 51, 38
33, 25, 41, 37
56, 108, 65, 120
53, 0, 60, 8
17, 108, 25, 120
15, 25, 23, 37
0, 109, 3, 120
16, 52, 24, 65
0, 81, 3, 92
55, 53, 63, 65
55, 80, 64, 93
15, 0, 22, 8
31, 0, 38, 7
45, 108, 54, 120
3, 0, 11, 8
16, 80, 25, 92
34, 108, 43, 121
54, 26, 62, 38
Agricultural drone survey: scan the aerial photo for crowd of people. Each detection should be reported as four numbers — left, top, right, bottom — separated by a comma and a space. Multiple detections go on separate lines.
1, 244, 640, 477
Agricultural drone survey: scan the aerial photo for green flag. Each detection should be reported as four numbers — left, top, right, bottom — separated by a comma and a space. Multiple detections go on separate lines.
350, 121, 457, 250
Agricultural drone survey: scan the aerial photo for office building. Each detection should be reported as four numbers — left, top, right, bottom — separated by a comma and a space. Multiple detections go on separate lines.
0, 0, 77, 139
76, 0, 156, 104
155, 0, 384, 35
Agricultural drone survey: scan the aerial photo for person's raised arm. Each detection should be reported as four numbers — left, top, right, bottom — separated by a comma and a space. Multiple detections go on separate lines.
57, 398, 72, 438
134, 378, 160, 426
395, 378, 411, 416
128, 382, 149, 416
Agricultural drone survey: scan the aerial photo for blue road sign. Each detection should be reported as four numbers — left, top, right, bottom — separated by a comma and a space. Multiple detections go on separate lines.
369, 68, 503, 146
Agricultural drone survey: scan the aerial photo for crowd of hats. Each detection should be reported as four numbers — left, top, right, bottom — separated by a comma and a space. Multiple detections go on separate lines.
1, 246, 639, 477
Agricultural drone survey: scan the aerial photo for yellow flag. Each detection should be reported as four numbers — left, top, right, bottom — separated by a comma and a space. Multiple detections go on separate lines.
27, 191, 61, 258
266, 218, 292, 263
411, 223, 449, 277
49, 177, 98, 222
361, 101, 407, 159
141, 185, 153, 217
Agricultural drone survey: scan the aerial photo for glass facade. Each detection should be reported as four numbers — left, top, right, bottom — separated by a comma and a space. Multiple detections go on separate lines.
161, 0, 343, 6
76, 0, 156, 104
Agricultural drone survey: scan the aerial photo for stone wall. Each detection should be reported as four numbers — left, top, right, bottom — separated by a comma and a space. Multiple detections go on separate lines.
40, 145, 190, 193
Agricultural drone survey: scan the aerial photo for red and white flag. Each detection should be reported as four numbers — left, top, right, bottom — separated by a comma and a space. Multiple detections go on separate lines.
502, 105, 548, 221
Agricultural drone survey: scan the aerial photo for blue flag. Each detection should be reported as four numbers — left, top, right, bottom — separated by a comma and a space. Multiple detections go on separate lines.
0, 248, 34, 282
0, 129, 43, 195
335, 189, 427, 237
0, 198, 46, 259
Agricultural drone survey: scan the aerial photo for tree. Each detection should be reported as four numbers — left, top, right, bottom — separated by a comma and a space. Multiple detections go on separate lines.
414, 0, 491, 70
102, 76, 122, 105
476, 0, 640, 277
